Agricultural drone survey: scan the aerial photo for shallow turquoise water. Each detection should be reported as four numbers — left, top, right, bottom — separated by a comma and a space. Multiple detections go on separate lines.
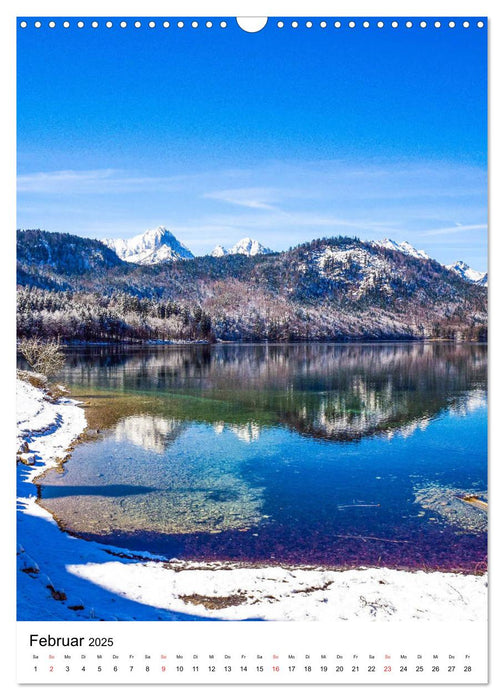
36, 343, 487, 571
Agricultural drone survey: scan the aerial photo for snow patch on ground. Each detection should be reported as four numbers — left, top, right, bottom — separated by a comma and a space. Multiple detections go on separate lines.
67, 560, 487, 623
17, 377, 87, 482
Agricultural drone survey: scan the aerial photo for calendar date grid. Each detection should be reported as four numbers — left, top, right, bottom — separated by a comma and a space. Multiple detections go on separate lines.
28, 650, 475, 679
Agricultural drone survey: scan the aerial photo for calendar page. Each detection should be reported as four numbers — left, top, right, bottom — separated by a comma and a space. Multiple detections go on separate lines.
15, 2, 488, 686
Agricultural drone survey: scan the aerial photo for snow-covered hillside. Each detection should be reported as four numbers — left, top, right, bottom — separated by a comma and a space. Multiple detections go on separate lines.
17, 230, 488, 341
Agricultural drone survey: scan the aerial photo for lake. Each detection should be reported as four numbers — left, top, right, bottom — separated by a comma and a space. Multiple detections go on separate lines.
33, 343, 487, 573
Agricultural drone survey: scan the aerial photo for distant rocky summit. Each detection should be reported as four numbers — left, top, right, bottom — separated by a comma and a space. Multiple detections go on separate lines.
211, 237, 274, 257
373, 238, 430, 260
445, 260, 487, 287
102, 226, 194, 265
373, 239, 487, 286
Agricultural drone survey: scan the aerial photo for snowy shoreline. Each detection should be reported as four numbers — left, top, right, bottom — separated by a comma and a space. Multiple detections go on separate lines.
16, 376, 487, 622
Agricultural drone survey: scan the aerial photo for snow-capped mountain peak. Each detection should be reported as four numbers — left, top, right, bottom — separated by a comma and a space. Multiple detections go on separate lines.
373, 238, 487, 287
102, 226, 194, 265
230, 237, 273, 256
211, 244, 228, 258
446, 260, 487, 286
374, 238, 430, 260
212, 237, 273, 257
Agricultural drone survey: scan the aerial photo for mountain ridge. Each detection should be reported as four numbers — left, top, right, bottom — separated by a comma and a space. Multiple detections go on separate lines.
17, 229, 487, 343
99, 227, 486, 287
373, 238, 487, 287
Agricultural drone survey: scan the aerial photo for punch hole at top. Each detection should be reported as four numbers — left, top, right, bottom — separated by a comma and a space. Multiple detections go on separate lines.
237, 17, 268, 33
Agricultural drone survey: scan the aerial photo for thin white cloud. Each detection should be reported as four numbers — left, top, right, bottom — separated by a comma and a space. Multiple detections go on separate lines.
203, 187, 282, 210
17, 169, 116, 192
17, 169, 186, 194
419, 224, 487, 237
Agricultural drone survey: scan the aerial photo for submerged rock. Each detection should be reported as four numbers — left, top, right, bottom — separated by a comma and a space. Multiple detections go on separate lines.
414, 484, 487, 534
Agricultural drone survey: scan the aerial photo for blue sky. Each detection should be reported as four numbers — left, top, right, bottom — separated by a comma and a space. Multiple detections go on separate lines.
17, 17, 487, 269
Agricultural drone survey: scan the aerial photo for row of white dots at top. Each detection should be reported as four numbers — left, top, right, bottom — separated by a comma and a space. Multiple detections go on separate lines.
19, 19, 485, 29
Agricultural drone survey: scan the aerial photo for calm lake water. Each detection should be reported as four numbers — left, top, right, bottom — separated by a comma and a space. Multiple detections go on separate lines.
33, 343, 487, 572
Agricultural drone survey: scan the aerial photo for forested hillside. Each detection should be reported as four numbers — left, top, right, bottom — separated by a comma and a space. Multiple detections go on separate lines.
16, 230, 487, 342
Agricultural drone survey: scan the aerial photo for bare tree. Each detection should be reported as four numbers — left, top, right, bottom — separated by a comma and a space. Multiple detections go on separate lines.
18, 338, 65, 378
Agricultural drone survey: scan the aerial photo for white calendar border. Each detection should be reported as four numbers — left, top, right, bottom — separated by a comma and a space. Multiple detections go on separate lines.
2, 0, 502, 697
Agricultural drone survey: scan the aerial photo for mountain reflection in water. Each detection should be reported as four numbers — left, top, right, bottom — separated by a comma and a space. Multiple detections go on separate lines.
57, 342, 487, 443
33, 343, 487, 572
